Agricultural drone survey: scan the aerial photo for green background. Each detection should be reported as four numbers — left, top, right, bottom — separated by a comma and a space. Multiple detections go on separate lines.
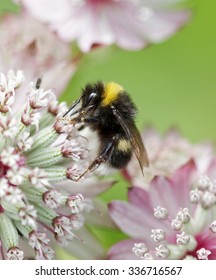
0, 0, 216, 254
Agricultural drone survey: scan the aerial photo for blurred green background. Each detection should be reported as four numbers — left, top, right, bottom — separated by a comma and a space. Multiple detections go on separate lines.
0, 0, 216, 255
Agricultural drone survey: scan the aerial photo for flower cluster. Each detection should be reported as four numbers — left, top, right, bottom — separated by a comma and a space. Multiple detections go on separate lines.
109, 160, 216, 260
0, 70, 91, 259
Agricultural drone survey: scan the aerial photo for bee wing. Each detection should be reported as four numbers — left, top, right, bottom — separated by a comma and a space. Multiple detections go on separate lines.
112, 106, 149, 173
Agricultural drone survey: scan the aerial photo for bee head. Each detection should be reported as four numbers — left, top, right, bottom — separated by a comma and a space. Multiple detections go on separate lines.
81, 81, 124, 109
81, 82, 104, 110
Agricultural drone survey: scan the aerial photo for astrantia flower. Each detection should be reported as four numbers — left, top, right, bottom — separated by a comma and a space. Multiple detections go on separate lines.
109, 161, 216, 260
124, 127, 215, 188
16, 0, 190, 52
0, 69, 94, 259
0, 13, 74, 97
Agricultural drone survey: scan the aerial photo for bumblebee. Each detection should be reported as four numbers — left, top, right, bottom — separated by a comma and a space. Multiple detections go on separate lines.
63, 81, 149, 181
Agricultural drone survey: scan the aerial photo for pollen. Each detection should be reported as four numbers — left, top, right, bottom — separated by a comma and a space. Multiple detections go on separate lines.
102, 82, 123, 106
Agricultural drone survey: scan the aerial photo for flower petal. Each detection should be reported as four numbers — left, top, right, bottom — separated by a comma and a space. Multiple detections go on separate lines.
85, 199, 116, 229
19, 0, 71, 22
65, 226, 106, 260
109, 201, 162, 239
140, 10, 190, 42
128, 187, 152, 213
17, 0, 190, 51
149, 160, 196, 214
170, 160, 196, 208
55, 179, 115, 197
149, 176, 179, 214
108, 239, 142, 260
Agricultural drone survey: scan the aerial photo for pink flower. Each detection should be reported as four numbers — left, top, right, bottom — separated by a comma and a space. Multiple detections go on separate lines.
16, 0, 190, 52
124, 127, 215, 189
109, 161, 216, 259
0, 13, 74, 101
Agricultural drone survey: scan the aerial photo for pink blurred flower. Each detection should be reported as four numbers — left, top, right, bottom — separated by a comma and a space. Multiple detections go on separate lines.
109, 161, 216, 259
124, 127, 215, 189
0, 13, 75, 99
16, 0, 190, 52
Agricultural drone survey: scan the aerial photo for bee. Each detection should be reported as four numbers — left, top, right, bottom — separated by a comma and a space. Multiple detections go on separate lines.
63, 81, 149, 181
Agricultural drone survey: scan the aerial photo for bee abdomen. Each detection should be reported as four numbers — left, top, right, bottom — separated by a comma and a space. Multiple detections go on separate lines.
110, 139, 132, 169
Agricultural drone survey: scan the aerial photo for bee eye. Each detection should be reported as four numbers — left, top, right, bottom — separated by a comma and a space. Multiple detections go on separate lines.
86, 92, 97, 104
89, 92, 97, 100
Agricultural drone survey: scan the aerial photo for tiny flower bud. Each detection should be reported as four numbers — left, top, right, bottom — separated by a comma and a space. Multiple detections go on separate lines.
153, 206, 168, 220
198, 175, 212, 190
209, 220, 216, 233
66, 164, 87, 182
177, 208, 190, 223
0, 147, 20, 167
0, 117, 18, 138
171, 218, 182, 231
176, 232, 190, 245
43, 190, 62, 209
67, 194, 85, 214
16, 132, 33, 152
190, 188, 202, 204
29, 231, 54, 260
155, 244, 170, 258
151, 229, 166, 242
53, 216, 75, 244
18, 205, 37, 229
132, 243, 148, 259
201, 191, 216, 209
208, 182, 216, 194
28, 83, 54, 109
61, 138, 89, 160
54, 119, 74, 134
144, 252, 154, 260
48, 100, 67, 116
7, 247, 24, 260
196, 248, 211, 260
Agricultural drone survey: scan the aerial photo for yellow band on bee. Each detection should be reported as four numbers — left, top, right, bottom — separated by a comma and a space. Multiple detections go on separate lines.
102, 82, 123, 106
117, 139, 131, 152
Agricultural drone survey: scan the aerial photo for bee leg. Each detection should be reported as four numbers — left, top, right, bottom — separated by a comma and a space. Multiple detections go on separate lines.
74, 158, 104, 182
75, 138, 117, 181
83, 117, 100, 124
